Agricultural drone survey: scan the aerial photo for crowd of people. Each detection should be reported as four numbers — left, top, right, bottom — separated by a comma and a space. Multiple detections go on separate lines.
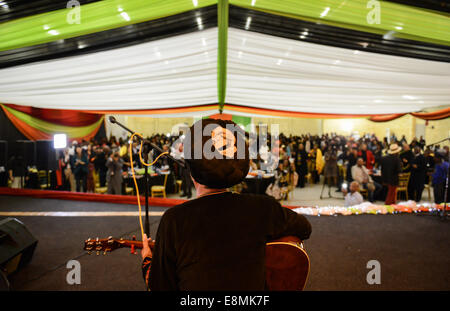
245, 132, 449, 205
6, 130, 449, 205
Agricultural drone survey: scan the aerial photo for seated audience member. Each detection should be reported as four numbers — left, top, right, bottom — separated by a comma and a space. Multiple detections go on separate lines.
351, 157, 381, 202
343, 181, 364, 207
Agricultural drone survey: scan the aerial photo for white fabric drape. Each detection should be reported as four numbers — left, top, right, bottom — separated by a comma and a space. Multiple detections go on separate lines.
227, 29, 450, 114
0, 29, 218, 110
1, 27, 450, 115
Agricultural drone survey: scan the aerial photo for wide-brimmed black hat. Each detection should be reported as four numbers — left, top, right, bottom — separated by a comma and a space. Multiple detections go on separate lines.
183, 119, 249, 189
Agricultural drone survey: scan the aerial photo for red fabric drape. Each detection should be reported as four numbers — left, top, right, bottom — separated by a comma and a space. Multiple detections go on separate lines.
368, 114, 406, 122
1, 105, 103, 141
411, 108, 450, 120
4, 104, 102, 126
209, 113, 233, 120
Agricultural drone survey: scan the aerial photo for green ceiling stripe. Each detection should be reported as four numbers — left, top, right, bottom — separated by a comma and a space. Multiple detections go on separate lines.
0, 0, 216, 52
230, 0, 450, 46
217, 0, 229, 113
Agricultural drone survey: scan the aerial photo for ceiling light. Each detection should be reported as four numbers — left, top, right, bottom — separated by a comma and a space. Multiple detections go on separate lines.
0, 1, 9, 10
120, 12, 130, 21
48, 30, 60, 36
402, 95, 416, 100
251, 0, 256, 6
320, 7, 330, 18
395, 26, 403, 30
192, 0, 198, 7
197, 17, 203, 30
245, 17, 252, 30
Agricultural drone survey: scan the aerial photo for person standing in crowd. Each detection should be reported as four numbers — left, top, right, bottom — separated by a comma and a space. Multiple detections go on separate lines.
381, 143, 403, 205
94, 146, 108, 187
7, 155, 26, 189
408, 146, 426, 202
172, 142, 192, 198
86, 145, 96, 193
400, 142, 414, 173
106, 152, 123, 195
432, 152, 449, 204
295, 143, 308, 188
55, 151, 68, 191
358, 143, 375, 170
63, 147, 75, 191
323, 145, 338, 187
308, 144, 323, 184
346, 148, 359, 183
71, 146, 88, 192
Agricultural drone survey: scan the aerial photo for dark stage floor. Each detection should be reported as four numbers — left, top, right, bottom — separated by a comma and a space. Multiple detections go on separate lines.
0, 195, 449, 291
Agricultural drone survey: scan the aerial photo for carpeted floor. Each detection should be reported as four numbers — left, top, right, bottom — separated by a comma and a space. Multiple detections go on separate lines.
0, 195, 449, 291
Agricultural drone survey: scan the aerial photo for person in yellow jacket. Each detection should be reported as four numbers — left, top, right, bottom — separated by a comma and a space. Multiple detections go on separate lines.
316, 146, 324, 175
308, 144, 324, 183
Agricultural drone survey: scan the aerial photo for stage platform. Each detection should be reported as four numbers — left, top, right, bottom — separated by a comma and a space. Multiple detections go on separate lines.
0, 194, 449, 291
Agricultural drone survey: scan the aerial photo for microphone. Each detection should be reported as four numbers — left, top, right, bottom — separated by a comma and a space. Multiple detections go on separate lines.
109, 116, 117, 124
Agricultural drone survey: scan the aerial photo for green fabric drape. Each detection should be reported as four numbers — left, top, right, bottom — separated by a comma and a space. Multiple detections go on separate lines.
230, 0, 450, 46
0, 0, 216, 52
217, 0, 229, 112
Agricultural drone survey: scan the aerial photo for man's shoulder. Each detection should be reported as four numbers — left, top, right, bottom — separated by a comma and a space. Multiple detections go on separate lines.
167, 193, 280, 213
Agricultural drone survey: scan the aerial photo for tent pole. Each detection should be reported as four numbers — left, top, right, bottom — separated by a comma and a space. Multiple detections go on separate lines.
218, 0, 229, 114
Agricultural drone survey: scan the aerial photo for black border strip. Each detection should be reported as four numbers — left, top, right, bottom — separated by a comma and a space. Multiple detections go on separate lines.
0, 0, 102, 24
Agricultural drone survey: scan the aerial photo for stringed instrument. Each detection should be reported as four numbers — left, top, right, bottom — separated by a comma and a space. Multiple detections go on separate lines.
84, 235, 309, 291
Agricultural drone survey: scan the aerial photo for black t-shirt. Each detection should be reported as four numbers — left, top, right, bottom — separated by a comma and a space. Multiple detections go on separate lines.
149, 192, 312, 291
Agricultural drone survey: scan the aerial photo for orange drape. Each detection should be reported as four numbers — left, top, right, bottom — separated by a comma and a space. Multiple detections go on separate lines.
369, 108, 450, 122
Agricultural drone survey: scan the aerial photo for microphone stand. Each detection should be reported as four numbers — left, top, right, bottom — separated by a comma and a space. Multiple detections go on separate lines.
108, 116, 186, 236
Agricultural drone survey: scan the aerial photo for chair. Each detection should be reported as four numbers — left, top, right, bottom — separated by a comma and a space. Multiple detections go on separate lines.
38, 170, 50, 189
305, 173, 312, 184
396, 172, 411, 201
176, 179, 183, 194
95, 187, 108, 194
359, 188, 368, 199
151, 174, 168, 198
125, 187, 134, 195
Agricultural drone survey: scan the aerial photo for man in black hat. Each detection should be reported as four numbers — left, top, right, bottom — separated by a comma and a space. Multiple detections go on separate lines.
140, 119, 312, 290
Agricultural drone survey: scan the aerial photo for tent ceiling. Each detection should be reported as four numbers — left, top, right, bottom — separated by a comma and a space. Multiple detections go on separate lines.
0, 0, 449, 116
1, 27, 449, 115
